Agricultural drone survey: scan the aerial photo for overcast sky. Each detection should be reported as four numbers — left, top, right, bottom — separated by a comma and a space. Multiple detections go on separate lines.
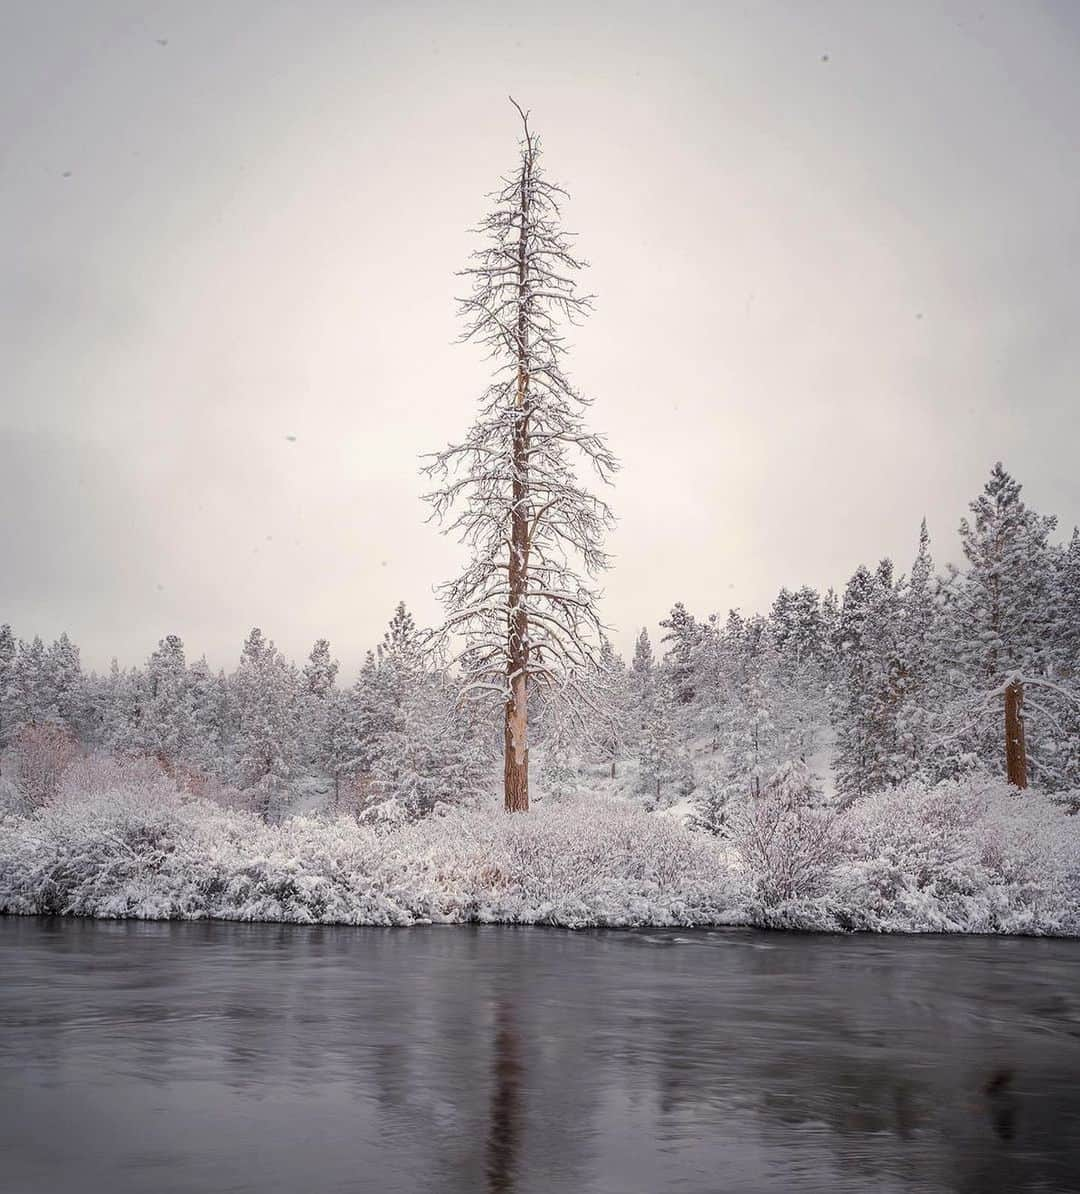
3, 0, 1079, 676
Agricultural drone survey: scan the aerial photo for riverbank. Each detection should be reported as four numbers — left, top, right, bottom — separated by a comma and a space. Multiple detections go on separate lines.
1, 770, 1078, 935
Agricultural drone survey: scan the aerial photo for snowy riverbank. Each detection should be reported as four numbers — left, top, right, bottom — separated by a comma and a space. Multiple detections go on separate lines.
1, 769, 1078, 935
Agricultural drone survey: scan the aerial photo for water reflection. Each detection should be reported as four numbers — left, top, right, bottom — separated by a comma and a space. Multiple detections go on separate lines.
486, 997, 521, 1194
1, 919, 1079, 1194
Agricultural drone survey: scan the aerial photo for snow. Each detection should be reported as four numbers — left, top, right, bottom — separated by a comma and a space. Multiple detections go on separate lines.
2, 760, 1077, 936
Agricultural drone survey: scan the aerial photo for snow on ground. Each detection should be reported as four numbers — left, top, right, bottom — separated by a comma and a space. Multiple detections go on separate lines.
1, 760, 1077, 935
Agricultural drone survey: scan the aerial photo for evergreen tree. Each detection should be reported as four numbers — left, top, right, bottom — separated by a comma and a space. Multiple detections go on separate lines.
0, 624, 17, 749
44, 633, 85, 736
952, 463, 1057, 682
187, 657, 229, 777
99, 659, 145, 757
9, 637, 53, 727
637, 681, 690, 805
595, 638, 631, 778
140, 634, 191, 769
893, 520, 941, 782
831, 561, 906, 799
378, 603, 420, 670
660, 602, 699, 704
301, 638, 339, 769
1053, 528, 1080, 677
231, 628, 299, 819
939, 465, 1064, 784
367, 674, 490, 823
540, 707, 580, 800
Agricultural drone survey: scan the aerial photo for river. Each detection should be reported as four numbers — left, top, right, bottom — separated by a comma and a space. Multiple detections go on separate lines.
2, 919, 1079, 1193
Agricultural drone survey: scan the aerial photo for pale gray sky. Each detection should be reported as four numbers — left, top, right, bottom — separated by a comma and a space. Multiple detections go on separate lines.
3, 0, 1079, 675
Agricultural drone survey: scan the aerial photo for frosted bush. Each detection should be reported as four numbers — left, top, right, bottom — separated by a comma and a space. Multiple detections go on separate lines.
730, 765, 840, 908
0, 769, 739, 928
1, 762, 1077, 935
9, 723, 79, 809
832, 776, 1080, 934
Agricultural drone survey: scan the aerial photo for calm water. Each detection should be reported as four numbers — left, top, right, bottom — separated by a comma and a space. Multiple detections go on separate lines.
2, 919, 1079, 1194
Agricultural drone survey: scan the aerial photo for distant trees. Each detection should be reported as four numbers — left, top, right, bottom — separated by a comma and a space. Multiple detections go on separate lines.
4, 462, 1078, 822
424, 101, 616, 812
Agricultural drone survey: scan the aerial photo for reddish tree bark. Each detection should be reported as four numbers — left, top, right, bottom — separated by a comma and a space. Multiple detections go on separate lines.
1004, 678, 1027, 789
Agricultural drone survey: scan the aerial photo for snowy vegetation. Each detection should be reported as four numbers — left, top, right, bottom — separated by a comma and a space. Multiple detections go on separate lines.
0, 758, 1077, 934
1, 465, 1080, 934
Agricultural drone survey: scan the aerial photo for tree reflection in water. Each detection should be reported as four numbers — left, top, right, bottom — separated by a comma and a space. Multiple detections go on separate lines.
486, 997, 521, 1194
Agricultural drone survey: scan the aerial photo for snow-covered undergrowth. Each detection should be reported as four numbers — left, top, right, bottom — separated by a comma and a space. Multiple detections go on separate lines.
1, 764, 1077, 934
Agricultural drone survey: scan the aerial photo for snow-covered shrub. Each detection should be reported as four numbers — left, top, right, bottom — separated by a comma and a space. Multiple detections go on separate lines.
729, 764, 840, 907
9, 722, 79, 809
833, 776, 1080, 934
0, 775, 737, 928
1, 765, 1077, 935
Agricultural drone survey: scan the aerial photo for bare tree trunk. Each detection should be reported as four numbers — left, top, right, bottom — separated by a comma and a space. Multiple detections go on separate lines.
504, 678, 529, 811
1004, 678, 1027, 789
504, 128, 532, 813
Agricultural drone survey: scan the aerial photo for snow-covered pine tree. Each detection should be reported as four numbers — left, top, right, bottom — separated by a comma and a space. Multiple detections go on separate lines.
637, 679, 690, 806
325, 682, 369, 808
595, 637, 632, 778
231, 628, 299, 820
770, 586, 830, 666
139, 634, 191, 770
939, 465, 1064, 787
366, 672, 491, 824
539, 702, 580, 800
98, 659, 144, 757
893, 519, 941, 783
1053, 528, 1080, 677
423, 101, 617, 812
8, 636, 53, 729
1043, 530, 1080, 795
0, 624, 16, 751
325, 627, 414, 807
831, 561, 905, 799
301, 638, 339, 770
659, 602, 699, 705
630, 628, 656, 710
378, 602, 421, 671
768, 586, 830, 765
186, 656, 229, 778
697, 609, 824, 831
372, 602, 424, 721
44, 632, 85, 737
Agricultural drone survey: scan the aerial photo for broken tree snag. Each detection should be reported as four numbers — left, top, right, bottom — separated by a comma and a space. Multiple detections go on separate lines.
1004, 678, 1027, 790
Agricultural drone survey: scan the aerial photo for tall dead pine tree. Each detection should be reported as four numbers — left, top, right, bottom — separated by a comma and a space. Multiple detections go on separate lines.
425, 101, 617, 812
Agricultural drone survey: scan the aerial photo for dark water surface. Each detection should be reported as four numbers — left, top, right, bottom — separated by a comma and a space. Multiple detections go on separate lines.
2, 920, 1080, 1194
